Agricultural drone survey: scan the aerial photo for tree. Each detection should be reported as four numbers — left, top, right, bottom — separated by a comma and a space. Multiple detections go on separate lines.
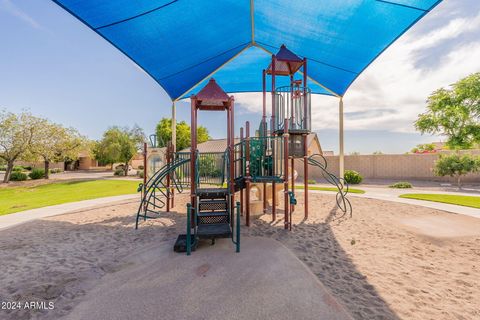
434, 153, 480, 189
0, 110, 43, 183
415, 73, 480, 150
156, 118, 210, 151
29, 122, 86, 179
94, 126, 144, 175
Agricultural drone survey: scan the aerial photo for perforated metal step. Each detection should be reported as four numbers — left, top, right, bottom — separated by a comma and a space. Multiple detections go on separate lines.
197, 188, 228, 199
197, 223, 232, 238
199, 199, 227, 211
197, 211, 229, 217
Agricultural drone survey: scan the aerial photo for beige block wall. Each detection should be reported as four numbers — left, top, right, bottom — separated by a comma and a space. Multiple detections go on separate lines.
78, 157, 98, 170
295, 150, 480, 183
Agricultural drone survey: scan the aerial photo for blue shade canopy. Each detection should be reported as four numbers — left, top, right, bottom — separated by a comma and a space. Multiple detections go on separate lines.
52, 0, 442, 100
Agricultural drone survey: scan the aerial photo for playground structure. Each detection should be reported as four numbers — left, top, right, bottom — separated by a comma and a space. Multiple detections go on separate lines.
136, 45, 352, 254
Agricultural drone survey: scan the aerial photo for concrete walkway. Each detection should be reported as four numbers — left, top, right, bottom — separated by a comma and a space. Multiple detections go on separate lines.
304, 185, 480, 219
0, 194, 138, 230
1, 186, 478, 232
64, 237, 353, 320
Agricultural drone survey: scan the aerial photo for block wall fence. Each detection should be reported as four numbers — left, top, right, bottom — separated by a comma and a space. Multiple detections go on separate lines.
295, 150, 480, 183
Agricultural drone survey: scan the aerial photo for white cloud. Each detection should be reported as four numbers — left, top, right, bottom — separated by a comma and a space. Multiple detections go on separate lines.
235, 4, 480, 134
0, 0, 41, 29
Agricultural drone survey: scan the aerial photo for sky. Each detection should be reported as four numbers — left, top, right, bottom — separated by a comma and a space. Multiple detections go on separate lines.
1, 0, 479, 154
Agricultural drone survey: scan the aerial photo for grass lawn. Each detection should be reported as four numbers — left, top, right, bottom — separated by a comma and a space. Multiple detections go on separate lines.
399, 193, 480, 209
0, 180, 140, 216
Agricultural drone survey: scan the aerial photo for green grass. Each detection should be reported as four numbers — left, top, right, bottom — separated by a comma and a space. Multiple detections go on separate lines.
0, 180, 140, 216
399, 193, 480, 209
222, 182, 365, 194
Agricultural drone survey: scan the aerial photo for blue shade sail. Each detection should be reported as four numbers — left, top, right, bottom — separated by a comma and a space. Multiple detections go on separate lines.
52, 0, 442, 100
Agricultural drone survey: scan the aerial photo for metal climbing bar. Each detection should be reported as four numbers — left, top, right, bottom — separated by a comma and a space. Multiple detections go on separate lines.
136, 156, 190, 229
306, 154, 352, 219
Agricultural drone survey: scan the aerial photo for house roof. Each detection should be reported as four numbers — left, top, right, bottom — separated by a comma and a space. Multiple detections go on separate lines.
179, 138, 241, 153
180, 133, 321, 153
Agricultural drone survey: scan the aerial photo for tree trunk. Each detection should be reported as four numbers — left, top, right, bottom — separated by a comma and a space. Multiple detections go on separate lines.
457, 175, 462, 190
44, 160, 50, 179
124, 162, 129, 176
3, 161, 14, 183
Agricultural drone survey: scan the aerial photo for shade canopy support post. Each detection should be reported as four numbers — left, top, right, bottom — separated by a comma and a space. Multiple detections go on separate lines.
339, 96, 345, 180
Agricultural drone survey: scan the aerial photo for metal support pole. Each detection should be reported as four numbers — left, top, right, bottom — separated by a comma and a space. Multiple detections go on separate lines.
303, 58, 308, 131
236, 201, 240, 253
239, 127, 244, 216
271, 55, 276, 222
262, 69, 267, 214
142, 142, 147, 213
303, 134, 308, 219
166, 143, 171, 212
245, 121, 251, 227
190, 98, 197, 224
339, 97, 345, 180
186, 203, 191, 256
229, 98, 235, 226
283, 119, 289, 230
171, 102, 176, 209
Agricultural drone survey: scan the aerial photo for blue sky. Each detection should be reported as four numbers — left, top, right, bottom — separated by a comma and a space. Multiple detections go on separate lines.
1, 0, 479, 154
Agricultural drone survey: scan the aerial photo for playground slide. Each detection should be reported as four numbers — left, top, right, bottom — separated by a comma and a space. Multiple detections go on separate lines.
136, 157, 190, 229
306, 154, 352, 218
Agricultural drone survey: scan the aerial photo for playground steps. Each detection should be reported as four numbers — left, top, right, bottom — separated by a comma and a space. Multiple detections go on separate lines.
196, 188, 231, 239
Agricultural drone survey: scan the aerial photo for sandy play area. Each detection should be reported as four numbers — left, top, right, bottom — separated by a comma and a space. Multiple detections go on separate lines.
0, 193, 479, 320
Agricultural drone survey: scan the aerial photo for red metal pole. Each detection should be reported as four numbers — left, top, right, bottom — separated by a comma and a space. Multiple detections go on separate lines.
190, 97, 197, 223
239, 127, 244, 216
271, 55, 276, 135
303, 133, 308, 219
262, 69, 267, 136
245, 121, 251, 227
271, 55, 276, 221
229, 98, 235, 225
262, 69, 267, 214
303, 58, 308, 131
284, 119, 289, 230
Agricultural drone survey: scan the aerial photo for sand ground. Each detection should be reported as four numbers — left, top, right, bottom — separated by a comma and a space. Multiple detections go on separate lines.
0, 193, 479, 320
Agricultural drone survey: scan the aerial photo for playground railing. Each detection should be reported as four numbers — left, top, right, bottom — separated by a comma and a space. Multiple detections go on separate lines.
173, 150, 225, 188
247, 136, 285, 181
273, 85, 311, 133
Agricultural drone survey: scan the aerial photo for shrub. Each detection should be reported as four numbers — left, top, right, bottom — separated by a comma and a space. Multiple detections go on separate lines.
389, 181, 412, 189
10, 171, 27, 181
13, 166, 24, 172
138, 165, 144, 170
50, 168, 62, 174
434, 153, 480, 188
344, 170, 363, 184
114, 169, 125, 176
0, 165, 6, 171
307, 179, 316, 184
22, 165, 32, 171
137, 170, 144, 179
29, 168, 45, 180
